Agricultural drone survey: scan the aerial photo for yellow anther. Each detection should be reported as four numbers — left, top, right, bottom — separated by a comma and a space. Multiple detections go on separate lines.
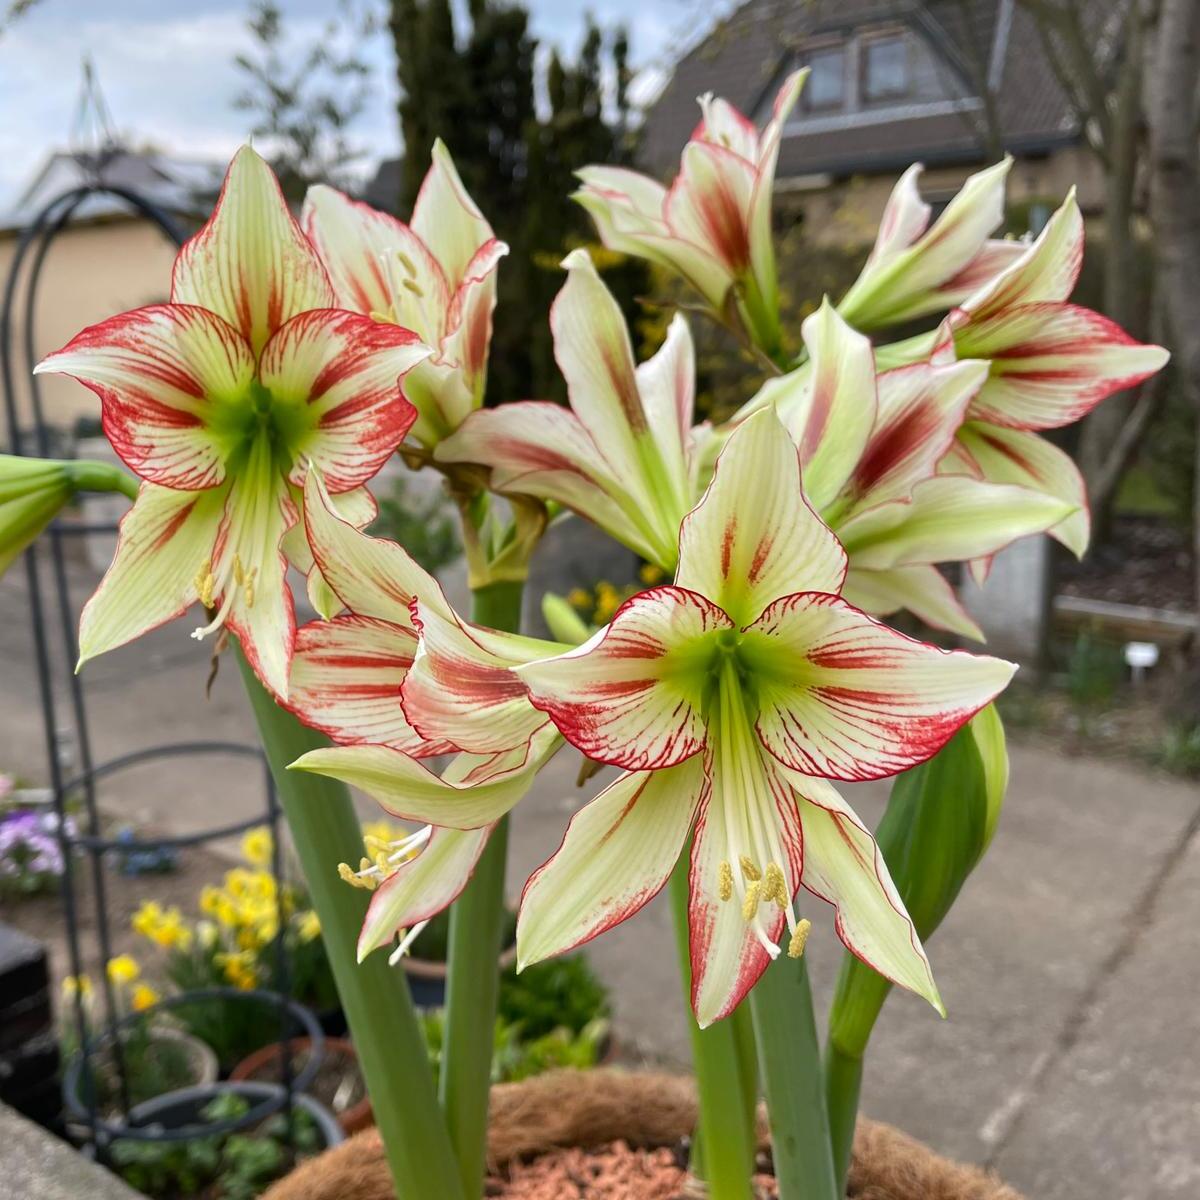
369, 308, 394, 324
338, 860, 380, 891
364, 835, 388, 856
764, 863, 789, 908
402, 278, 424, 297
739, 855, 761, 882
396, 251, 417, 276
232, 554, 245, 587
194, 561, 215, 608
718, 861, 733, 902
741, 880, 762, 921
787, 918, 812, 959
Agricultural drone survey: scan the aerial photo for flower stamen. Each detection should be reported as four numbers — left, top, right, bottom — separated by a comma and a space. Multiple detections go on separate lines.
718, 860, 733, 902
336, 825, 434, 893
787, 918, 812, 959
388, 919, 429, 966
194, 560, 215, 608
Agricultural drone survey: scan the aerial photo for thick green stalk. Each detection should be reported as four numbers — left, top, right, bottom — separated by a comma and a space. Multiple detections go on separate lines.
668, 857, 755, 1200
729, 1001, 760, 1159
826, 960, 890, 1186
824, 1038, 866, 1188
439, 579, 524, 1200
749, 955, 838, 1200
237, 649, 463, 1200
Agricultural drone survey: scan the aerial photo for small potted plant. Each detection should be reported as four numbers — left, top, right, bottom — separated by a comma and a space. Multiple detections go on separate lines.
230, 1037, 370, 1136
131, 829, 337, 1068
112, 1084, 341, 1199
60, 958, 218, 1121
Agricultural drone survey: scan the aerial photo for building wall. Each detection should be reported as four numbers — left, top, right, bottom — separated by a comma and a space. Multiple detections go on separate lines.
0, 218, 179, 442
777, 145, 1106, 250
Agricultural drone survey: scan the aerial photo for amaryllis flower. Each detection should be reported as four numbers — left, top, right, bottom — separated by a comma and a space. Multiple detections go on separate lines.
286, 468, 562, 960
437, 250, 701, 569
34, 147, 431, 696
512, 410, 1015, 1027
729, 303, 1075, 639
576, 71, 805, 355
936, 191, 1169, 558
302, 140, 507, 448
836, 158, 1025, 331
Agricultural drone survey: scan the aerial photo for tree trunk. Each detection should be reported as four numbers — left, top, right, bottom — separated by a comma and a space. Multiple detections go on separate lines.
1148, 0, 1200, 612
1075, 3, 1145, 534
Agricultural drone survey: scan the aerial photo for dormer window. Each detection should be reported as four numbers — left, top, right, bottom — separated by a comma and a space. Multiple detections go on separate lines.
804, 43, 846, 111
862, 33, 910, 102
777, 23, 964, 127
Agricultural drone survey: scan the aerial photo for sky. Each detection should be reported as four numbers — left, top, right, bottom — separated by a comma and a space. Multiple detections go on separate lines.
0, 0, 729, 208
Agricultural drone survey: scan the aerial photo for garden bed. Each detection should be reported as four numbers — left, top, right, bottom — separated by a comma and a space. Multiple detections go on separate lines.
1058, 515, 1194, 614
0, 835, 236, 996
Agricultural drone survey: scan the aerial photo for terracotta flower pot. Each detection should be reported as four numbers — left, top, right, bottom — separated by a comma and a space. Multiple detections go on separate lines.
230, 1037, 372, 1135
262, 1068, 1024, 1200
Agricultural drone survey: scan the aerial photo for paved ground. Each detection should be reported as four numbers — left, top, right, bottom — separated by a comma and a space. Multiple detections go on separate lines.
2, 554, 1199, 1198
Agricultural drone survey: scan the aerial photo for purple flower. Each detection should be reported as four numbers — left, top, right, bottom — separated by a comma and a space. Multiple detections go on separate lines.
0, 809, 66, 883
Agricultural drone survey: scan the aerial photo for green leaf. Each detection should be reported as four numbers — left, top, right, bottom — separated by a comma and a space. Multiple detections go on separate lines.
825, 707, 1008, 1188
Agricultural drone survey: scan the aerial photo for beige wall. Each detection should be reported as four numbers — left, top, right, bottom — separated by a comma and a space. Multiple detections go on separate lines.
779, 146, 1107, 250
0, 218, 179, 440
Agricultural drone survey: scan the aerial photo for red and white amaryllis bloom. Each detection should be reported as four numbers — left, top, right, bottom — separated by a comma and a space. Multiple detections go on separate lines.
936, 191, 1169, 558
302, 140, 506, 448
285, 469, 563, 960
34, 147, 431, 696
836, 158, 1025, 331
575, 71, 805, 354
437, 249, 700, 569
734, 303, 1076, 639
512, 410, 1016, 1027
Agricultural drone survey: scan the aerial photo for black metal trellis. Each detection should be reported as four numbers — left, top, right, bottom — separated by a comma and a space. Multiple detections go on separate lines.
0, 173, 320, 1159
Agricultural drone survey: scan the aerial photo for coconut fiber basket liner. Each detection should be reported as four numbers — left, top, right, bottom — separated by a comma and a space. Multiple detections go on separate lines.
263, 1068, 1023, 1200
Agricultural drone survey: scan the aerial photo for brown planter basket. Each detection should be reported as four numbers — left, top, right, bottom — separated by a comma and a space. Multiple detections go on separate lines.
263, 1068, 1023, 1200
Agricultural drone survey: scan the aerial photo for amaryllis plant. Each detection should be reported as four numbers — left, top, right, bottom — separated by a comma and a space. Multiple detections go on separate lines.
4, 68, 1168, 1200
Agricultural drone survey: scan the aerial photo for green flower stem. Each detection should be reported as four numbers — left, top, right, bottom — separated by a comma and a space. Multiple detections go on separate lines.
439, 578, 524, 1200
748, 954, 839, 1200
67, 459, 140, 501
825, 954, 893, 1189
729, 1000, 760, 1158
825, 1037, 868, 1190
237, 648, 463, 1200
668, 855, 755, 1200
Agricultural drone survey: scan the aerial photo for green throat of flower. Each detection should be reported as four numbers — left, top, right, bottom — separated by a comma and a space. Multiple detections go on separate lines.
212, 380, 317, 480
677, 632, 811, 960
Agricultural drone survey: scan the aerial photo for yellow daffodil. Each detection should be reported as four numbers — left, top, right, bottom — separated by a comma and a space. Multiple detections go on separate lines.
106, 954, 140, 986
130, 983, 160, 1012
240, 827, 273, 869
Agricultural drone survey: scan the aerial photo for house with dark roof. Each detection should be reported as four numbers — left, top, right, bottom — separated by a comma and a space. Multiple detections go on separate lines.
641, 0, 1101, 242
1, 147, 223, 435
